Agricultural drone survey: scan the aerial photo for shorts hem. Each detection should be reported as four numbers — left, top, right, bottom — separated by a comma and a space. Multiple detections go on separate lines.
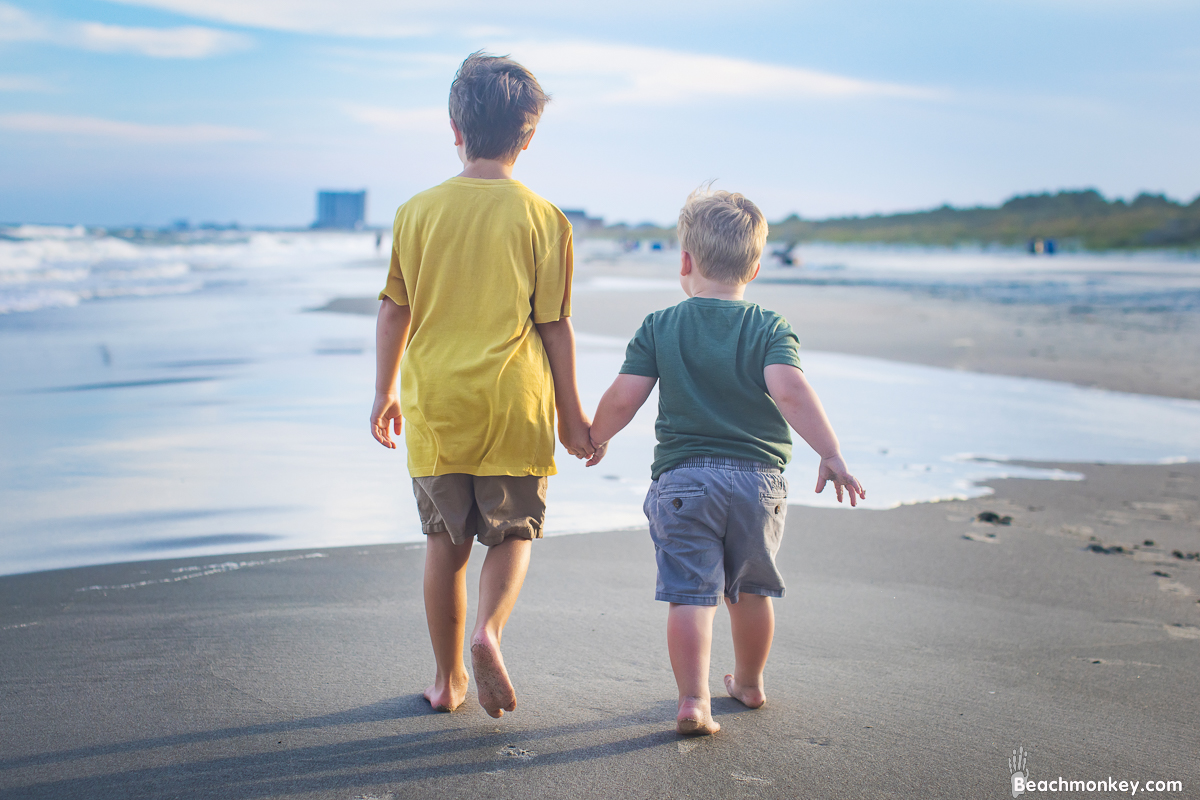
655, 592, 720, 606
477, 527, 541, 547
726, 586, 785, 603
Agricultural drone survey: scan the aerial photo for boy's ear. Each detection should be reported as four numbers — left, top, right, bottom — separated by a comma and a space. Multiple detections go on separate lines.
449, 118, 464, 147
522, 127, 536, 151
749, 261, 761, 281
680, 250, 694, 276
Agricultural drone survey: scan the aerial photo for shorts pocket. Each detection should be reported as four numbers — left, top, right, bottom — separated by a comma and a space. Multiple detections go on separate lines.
761, 495, 787, 515
660, 485, 706, 511
760, 474, 788, 515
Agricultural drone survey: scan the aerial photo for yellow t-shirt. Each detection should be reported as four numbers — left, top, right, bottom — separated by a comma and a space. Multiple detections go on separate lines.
378, 177, 573, 477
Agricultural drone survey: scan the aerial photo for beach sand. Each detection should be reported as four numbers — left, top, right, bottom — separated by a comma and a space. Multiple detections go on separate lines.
3, 258, 1199, 798
1, 463, 1197, 798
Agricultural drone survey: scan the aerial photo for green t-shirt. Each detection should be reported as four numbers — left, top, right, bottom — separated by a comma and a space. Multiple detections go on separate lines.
620, 297, 803, 479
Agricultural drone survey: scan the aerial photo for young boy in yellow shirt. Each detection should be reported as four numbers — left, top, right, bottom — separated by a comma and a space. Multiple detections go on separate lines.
370, 52, 593, 717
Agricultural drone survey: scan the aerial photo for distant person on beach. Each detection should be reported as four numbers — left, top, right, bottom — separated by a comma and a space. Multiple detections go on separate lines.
586, 189, 865, 735
370, 52, 594, 717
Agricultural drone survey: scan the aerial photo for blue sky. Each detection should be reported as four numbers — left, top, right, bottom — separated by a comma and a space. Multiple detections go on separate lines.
1, 0, 1198, 226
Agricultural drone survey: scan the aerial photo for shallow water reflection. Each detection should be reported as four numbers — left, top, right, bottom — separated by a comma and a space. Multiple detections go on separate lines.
2, 235, 1198, 575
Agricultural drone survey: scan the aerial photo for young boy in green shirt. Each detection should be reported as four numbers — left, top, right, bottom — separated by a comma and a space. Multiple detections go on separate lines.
371, 52, 593, 717
587, 189, 865, 735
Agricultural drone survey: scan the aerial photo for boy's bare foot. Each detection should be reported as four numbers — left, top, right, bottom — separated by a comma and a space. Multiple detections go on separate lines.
676, 697, 720, 735
423, 672, 469, 712
471, 634, 516, 718
723, 673, 766, 709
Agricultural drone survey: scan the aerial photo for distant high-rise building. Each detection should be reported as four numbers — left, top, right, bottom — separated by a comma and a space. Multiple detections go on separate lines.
560, 208, 604, 233
314, 190, 366, 230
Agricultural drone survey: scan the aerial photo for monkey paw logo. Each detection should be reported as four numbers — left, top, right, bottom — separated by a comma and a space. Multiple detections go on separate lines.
1008, 747, 1030, 797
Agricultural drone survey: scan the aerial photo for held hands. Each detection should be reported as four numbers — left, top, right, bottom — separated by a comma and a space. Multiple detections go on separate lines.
559, 414, 596, 460
370, 392, 403, 449
585, 435, 608, 467
816, 453, 866, 506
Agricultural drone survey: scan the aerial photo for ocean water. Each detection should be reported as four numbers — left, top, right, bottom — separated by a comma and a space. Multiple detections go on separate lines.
2, 228, 1199, 576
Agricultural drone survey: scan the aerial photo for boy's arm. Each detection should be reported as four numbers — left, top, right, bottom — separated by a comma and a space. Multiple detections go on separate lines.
585, 373, 657, 467
535, 317, 594, 459
764, 363, 866, 506
371, 297, 411, 449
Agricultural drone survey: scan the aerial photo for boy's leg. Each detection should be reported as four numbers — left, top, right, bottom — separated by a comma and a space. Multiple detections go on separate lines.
723, 593, 774, 709
423, 530, 474, 711
668, 602, 721, 735
471, 535, 531, 718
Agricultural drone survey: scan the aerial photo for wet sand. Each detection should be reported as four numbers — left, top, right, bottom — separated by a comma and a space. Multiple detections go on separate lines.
3, 257, 1198, 798
1, 462, 1197, 799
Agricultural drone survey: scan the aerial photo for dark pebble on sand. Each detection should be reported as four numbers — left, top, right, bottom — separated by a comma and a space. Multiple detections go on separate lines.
1172, 550, 1200, 560
1153, 571, 1170, 578
1087, 543, 1128, 555
1144, 540, 1155, 547
977, 511, 1013, 525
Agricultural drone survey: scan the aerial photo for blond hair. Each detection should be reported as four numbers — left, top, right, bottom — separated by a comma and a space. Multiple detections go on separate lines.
677, 188, 768, 284
449, 51, 549, 163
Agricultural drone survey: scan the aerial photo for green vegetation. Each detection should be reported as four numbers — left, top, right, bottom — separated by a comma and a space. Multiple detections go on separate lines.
770, 189, 1200, 251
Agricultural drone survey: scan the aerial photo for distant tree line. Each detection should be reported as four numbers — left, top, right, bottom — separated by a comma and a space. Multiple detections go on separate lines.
770, 189, 1200, 251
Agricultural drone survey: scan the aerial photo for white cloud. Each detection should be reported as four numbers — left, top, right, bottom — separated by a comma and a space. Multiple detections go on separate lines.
104, 0, 434, 38
101, 0, 755, 37
71, 22, 250, 58
327, 41, 941, 109
0, 75, 54, 92
343, 104, 447, 133
0, 2, 250, 59
508, 41, 942, 104
0, 113, 265, 143
0, 2, 44, 40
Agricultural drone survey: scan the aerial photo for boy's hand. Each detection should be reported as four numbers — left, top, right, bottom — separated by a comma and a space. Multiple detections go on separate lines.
585, 436, 608, 467
371, 392, 403, 449
558, 415, 595, 459
816, 453, 866, 506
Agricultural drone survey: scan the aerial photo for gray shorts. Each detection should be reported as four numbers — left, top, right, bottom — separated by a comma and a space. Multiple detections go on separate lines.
644, 456, 788, 606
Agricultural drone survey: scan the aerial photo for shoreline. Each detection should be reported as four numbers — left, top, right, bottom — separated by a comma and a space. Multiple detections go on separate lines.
317, 273, 1200, 402
0, 456, 1193, 581
2, 462, 1196, 798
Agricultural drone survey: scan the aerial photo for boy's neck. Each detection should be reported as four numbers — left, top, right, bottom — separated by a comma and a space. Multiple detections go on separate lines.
457, 158, 515, 180
689, 281, 748, 301
679, 250, 755, 301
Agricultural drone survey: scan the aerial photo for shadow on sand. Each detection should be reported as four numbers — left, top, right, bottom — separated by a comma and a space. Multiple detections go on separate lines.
2, 696, 695, 799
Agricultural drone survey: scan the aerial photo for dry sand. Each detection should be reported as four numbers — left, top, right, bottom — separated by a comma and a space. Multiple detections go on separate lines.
2, 255, 1198, 798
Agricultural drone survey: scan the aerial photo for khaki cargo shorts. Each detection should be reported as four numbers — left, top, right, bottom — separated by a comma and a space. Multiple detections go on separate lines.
412, 474, 548, 547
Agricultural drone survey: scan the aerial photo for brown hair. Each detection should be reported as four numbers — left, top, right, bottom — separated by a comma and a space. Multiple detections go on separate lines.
449, 51, 549, 163
677, 188, 769, 284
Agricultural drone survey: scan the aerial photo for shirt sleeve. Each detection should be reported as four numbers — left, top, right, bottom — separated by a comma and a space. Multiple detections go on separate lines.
620, 315, 659, 377
764, 316, 803, 370
377, 212, 409, 306
531, 226, 573, 324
